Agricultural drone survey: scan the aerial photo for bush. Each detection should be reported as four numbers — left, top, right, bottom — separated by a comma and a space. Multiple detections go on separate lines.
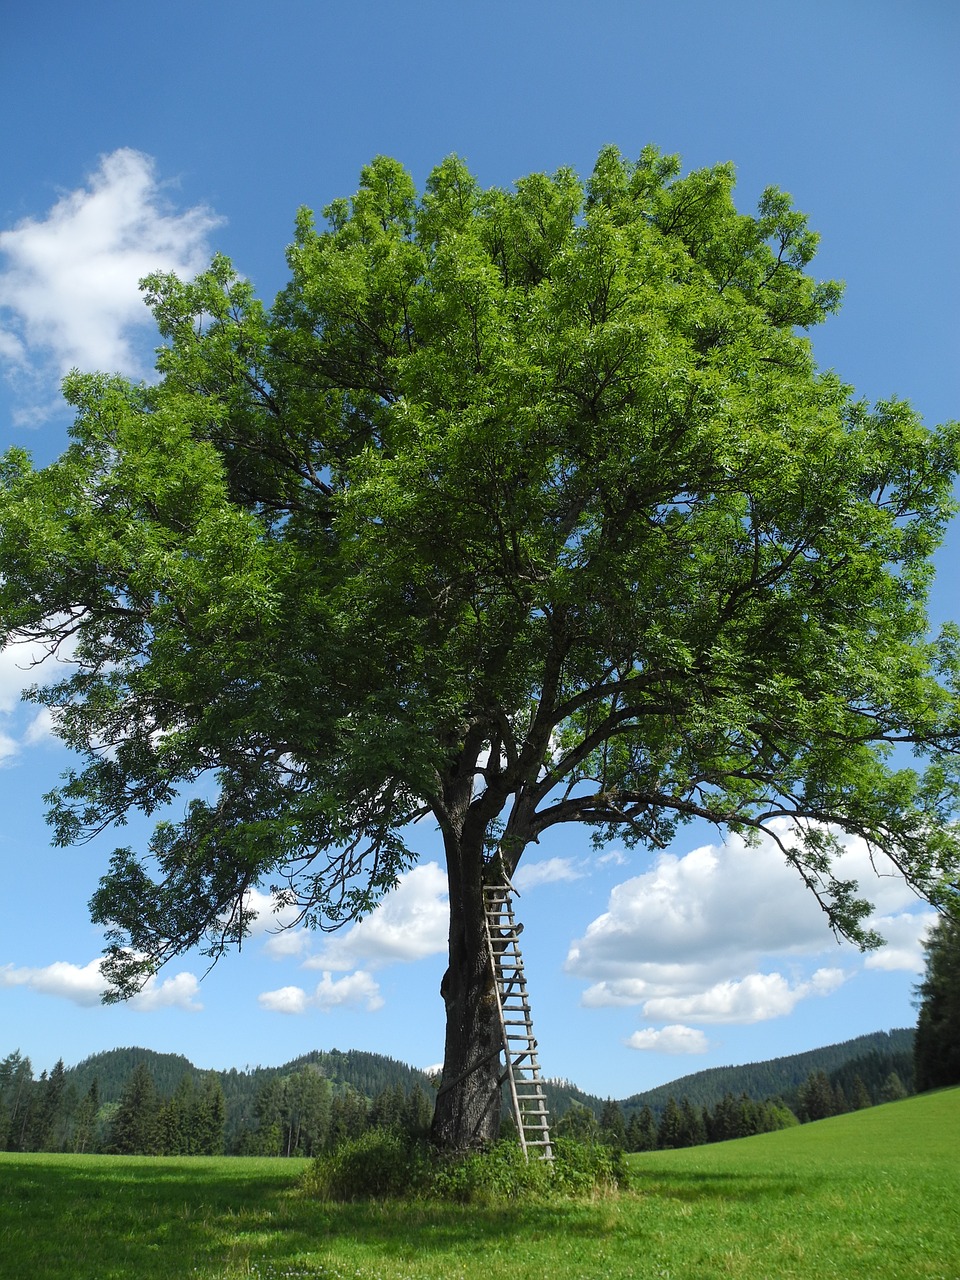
305, 1128, 430, 1201
430, 1139, 553, 1203
303, 1132, 629, 1203
550, 1136, 630, 1195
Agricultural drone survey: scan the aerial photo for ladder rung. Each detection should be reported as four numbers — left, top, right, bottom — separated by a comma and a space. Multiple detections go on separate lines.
486, 882, 552, 1163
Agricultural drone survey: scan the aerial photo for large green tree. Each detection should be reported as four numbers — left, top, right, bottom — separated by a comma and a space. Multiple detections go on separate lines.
2, 148, 960, 1152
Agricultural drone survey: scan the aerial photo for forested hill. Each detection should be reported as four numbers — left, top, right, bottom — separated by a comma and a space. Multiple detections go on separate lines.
65, 1045, 430, 1109
41, 1027, 914, 1125
614, 1028, 914, 1116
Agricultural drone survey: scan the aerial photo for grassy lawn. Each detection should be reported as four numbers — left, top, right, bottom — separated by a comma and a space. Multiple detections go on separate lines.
0, 1089, 957, 1280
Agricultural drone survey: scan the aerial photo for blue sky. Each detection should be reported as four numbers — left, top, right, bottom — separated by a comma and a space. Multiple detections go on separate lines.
1, 1, 957, 1098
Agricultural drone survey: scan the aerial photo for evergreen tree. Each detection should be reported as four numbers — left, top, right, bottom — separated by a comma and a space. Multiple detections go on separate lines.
1, 1053, 35, 1152
107, 1062, 161, 1154
678, 1097, 706, 1147
31, 1059, 69, 1151
404, 1084, 434, 1140
708, 1093, 740, 1143
915, 912, 960, 1092
555, 1100, 599, 1142
657, 1097, 683, 1150
599, 1099, 627, 1148
850, 1074, 872, 1110
73, 1079, 100, 1153
797, 1071, 836, 1123
195, 1073, 226, 1154
879, 1071, 908, 1103
625, 1105, 657, 1152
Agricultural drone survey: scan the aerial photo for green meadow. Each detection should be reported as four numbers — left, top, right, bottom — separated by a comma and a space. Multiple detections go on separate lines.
0, 1089, 957, 1280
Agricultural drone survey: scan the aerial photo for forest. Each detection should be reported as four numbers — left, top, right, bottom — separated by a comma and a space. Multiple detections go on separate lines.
0, 1030, 915, 1158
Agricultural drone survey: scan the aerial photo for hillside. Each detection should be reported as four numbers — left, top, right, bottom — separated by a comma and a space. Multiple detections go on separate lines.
619, 1028, 914, 1115
59, 1027, 915, 1130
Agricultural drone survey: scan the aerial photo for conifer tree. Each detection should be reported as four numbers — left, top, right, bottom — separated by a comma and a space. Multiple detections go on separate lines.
915, 912, 960, 1091
107, 1062, 161, 1155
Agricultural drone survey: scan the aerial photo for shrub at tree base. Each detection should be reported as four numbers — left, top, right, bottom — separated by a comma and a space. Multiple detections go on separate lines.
303, 1132, 628, 1203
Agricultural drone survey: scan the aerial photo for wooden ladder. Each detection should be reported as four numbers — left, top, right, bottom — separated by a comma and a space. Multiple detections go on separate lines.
483, 883, 553, 1162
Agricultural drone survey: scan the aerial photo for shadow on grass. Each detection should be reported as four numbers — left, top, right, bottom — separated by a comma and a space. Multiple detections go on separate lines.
632, 1168, 807, 1204
0, 1157, 645, 1279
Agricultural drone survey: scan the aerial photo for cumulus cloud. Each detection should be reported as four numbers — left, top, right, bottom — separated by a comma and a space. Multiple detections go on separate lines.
642, 968, 847, 1025
258, 970, 383, 1015
242, 887, 309, 957
0, 148, 221, 417
626, 1025, 710, 1054
513, 856, 584, 891
863, 911, 937, 973
131, 971, 203, 1012
567, 822, 927, 1025
303, 862, 448, 972
0, 957, 202, 1010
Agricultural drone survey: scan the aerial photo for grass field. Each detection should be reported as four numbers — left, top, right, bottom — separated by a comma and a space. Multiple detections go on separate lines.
0, 1089, 957, 1280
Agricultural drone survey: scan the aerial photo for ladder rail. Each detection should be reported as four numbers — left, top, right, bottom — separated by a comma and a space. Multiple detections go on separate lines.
483, 883, 553, 1162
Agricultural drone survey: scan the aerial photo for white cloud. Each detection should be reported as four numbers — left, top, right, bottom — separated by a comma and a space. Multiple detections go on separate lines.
0, 958, 106, 1006
257, 985, 308, 1015
0, 957, 201, 1010
626, 1025, 710, 1054
131, 971, 203, 1012
22, 707, 57, 747
261, 929, 313, 960
0, 148, 221, 414
513, 856, 583, 891
642, 968, 847, 1025
863, 911, 937, 973
0, 635, 56, 715
566, 821, 927, 1025
243, 887, 306, 942
567, 824, 922, 982
0, 629, 77, 760
258, 970, 383, 1015
303, 862, 448, 972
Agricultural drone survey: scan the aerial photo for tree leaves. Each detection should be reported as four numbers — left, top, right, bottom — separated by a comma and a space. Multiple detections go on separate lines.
2, 147, 959, 990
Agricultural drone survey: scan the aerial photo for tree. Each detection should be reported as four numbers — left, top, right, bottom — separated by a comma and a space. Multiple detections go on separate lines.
797, 1071, 831, 1123
879, 1070, 908, 1103
2, 148, 960, 1153
657, 1096, 683, 1150
107, 1062, 160, 1155
599, 1098, 627, 1148
915, 911, 960, 1091
0, 1052, 34, 1152
73, 1078, 100, 1153
625, 1105, 657, 1152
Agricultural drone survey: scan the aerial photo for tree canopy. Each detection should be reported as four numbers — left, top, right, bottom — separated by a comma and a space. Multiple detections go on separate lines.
2, 146, 959, 1148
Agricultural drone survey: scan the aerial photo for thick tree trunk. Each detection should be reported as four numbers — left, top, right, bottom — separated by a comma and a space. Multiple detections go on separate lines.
430, 830, 503, 1152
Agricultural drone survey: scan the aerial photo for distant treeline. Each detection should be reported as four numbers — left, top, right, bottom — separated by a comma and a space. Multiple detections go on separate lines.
0, 1047, 434, 1156
572, 1063, 912, 1153
0, 1030, 915, 1157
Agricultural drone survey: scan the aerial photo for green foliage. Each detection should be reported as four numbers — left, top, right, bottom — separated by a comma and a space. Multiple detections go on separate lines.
305, 1128, 430, 1201
1, 150, 958, 1010
306, 1134, 627, 1204
915, 911, 960, 1091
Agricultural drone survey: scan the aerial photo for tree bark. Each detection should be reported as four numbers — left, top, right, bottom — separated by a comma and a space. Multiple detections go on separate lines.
430, 829, 504, 1152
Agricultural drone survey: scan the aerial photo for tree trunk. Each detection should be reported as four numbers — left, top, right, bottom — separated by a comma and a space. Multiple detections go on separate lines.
430, 830, 503, 1152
